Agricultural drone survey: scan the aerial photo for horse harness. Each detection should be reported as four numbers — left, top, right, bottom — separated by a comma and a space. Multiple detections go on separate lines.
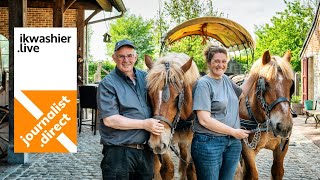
241, 77, 294, 150
153, 62, 194, 164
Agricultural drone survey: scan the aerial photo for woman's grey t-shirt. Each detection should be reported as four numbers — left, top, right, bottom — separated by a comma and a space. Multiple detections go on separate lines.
192, 74, 242, 136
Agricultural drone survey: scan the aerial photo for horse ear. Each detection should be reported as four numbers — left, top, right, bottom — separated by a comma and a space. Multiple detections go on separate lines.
144, 55, 153, 69
262, 50, 271, 65
283, 50, 291, 62
181, 57, 193, 73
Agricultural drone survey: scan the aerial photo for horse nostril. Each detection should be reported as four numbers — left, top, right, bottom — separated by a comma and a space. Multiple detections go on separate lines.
276, 123, 283, 132
162, 143, 167, 150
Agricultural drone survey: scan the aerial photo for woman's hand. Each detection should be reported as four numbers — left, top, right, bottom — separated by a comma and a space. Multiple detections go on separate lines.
231, 129, 250, 139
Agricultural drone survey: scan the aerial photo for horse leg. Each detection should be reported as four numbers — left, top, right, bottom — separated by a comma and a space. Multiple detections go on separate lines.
178, 142, 196, 180
178, 143, 188, 180
183, 143, 196, 180
154, 154, 162, 180
186, 161, 196, 180
271, 140, 289, 180
160, 151, 174, 180
234, 160, 244, 180
242, 146, 259, 180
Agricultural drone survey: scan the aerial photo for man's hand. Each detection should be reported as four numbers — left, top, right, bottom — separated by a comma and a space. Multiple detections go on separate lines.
231, 129, 250, 139
143, 118, 165, 136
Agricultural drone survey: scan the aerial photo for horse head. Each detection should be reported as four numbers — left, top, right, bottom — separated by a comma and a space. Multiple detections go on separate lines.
145, 53, 199, 154
246, 50, 294, 139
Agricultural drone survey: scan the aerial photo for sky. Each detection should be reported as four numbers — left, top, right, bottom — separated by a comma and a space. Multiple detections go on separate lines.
122, 0, 288, 36
89, 0, 289, 61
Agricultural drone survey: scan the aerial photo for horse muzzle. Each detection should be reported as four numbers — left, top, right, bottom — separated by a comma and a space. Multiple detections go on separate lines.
148, 128, 171, 154
271, 121, 293, 138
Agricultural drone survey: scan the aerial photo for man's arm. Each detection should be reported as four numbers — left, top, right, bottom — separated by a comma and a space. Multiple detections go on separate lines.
103, 115, 164, 136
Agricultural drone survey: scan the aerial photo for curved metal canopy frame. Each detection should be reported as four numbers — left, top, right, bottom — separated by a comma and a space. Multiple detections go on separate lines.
160, 16, 256, 69
161, 16, 255, 51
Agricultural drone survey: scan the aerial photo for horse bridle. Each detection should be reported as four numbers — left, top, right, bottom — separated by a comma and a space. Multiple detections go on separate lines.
152, 62, 194, 163
243, 77, 294, 149
153, 62, 185, 136
256, 78, 292, 118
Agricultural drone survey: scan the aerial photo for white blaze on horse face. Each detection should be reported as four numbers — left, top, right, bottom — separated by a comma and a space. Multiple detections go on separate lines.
277, 75, 284, 96
276, 74, 290, 112
158, 90, 163, 111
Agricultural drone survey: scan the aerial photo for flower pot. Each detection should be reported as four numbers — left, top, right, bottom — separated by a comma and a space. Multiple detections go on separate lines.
291, 103, 303, 115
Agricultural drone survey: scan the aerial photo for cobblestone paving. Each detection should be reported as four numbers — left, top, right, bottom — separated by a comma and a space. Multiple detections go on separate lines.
1, 117, 320, 180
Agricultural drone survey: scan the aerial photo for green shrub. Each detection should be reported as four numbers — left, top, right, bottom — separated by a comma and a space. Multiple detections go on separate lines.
291, 95, 301, 103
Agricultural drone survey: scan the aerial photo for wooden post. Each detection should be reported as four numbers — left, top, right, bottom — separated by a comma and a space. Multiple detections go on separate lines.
53, 0, 64, 27
8, 0, 29, 164
76, 8, 84, 85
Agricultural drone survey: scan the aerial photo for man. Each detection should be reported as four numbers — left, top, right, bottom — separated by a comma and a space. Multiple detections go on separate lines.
97, 39, 164, 180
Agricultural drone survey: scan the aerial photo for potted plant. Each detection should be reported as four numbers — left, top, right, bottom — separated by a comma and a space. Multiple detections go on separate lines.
291, 95, 303, 115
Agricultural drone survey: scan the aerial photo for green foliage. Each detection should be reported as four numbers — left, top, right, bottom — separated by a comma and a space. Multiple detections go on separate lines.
88, 61, 97, 83
291, 95, 301, 103
107, 13, 156, 68
163, 0, 222, 25
254, 0, 314, 72
88, 61, 116, 83
157, 0, 224, 72
169, 37, 207, 72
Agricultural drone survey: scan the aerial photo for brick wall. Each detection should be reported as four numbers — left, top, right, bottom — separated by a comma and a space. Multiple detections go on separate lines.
302, 16, 320, 102
0, 7, 77, 38
0, 7, 9, 39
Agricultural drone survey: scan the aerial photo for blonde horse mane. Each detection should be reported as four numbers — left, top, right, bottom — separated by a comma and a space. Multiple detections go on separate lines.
146, 52, 200, 94
249, 55, 294, 80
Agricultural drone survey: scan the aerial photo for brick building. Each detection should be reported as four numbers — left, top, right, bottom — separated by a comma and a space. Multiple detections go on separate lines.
300, 1, 320, 104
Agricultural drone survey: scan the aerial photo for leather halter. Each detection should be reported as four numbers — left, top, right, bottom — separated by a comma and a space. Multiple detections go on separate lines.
152, 62, 185, 134
241, 77, 292, 132
241, 77, 294, 150
152, 62, 194, 162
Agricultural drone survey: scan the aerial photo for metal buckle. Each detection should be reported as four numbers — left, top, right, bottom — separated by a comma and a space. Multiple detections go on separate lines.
136, 144, 144, 150
124, 144, 145, 150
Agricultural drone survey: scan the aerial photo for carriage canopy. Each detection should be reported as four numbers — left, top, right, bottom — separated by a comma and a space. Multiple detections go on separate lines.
161, 16, 255, 52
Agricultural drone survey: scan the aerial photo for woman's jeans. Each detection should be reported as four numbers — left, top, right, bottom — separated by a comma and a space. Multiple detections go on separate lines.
191, 133, 242, 180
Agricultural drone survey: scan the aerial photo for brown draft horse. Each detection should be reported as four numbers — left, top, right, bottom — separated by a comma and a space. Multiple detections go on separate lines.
233, 50, 294, 180
145, 53, 199, 180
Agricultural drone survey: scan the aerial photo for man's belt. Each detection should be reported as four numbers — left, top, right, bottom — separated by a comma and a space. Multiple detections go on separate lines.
121, 144, 145, 150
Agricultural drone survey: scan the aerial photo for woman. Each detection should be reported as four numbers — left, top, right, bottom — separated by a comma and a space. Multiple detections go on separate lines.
191, 45, 258, 180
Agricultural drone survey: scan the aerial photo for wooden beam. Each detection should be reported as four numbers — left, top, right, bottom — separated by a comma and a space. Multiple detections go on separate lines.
8, 0, 29, 164
84, 9, 101, 25
64, 0, 76, 12
96, 0, 112, 11
53, 0, 64, 27
76, 8, 84, 85
22, 0, 27, 26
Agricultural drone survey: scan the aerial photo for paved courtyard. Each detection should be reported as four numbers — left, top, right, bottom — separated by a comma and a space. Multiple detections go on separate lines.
0, 116, 320, 180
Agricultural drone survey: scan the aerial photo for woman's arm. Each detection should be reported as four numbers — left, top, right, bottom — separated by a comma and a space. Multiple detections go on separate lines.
196, 110, 250, 139
240, 74, 259, 98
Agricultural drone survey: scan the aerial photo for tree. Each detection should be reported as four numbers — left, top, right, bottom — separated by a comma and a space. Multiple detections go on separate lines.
107, 13, 156, 68
254, 0, 314, 72
157, 0, 224, 72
